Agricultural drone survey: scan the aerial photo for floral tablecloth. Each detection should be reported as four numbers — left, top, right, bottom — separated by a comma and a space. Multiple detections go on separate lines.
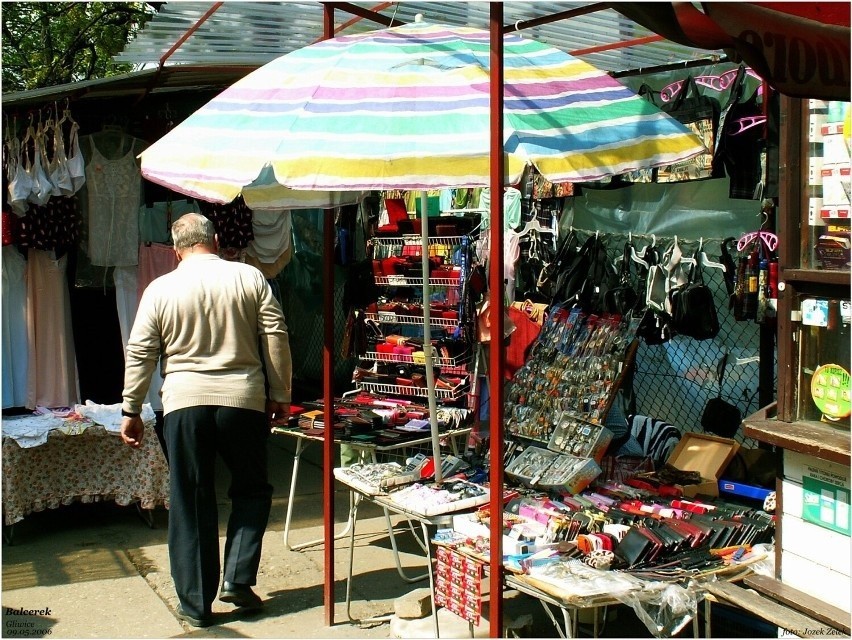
2, 420, 170, 526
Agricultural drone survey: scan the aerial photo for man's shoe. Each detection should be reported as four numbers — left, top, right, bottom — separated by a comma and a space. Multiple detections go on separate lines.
219, 582, 264, 609
176, 605, 214, 628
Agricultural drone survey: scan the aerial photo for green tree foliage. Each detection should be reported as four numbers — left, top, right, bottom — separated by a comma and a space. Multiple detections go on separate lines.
2, 2, 155, 92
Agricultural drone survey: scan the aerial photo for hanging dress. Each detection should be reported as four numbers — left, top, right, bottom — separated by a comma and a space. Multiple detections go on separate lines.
7, 131, 33, 216
135, 243, 180, 412
26, 249, 80, 408
83, 134, 142, 266
2, 246, 29, 408
48, 117, 73, 197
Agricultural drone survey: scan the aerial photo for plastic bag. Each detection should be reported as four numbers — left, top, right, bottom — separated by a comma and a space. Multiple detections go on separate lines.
614, 579, 698, 638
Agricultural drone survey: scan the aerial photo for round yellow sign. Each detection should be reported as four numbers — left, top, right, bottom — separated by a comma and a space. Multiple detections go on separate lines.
811, 363, 851, 419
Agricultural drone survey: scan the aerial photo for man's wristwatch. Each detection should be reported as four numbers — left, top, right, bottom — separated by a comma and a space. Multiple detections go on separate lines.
121, 409, 140, 418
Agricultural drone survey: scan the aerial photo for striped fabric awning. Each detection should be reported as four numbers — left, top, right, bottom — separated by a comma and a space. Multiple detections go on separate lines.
141, 19, 705, 207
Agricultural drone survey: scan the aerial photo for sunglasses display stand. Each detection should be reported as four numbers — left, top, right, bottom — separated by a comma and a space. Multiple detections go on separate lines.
354, 232, 477, 404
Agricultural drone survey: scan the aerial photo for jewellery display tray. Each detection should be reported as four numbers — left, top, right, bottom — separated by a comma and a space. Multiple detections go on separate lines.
547, 411, 614, 463
388, 480, 490, 516
505, 445, 602, 495
333, 462, 420, 496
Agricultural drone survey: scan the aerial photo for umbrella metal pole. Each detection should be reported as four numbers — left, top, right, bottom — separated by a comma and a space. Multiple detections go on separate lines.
420, 190, 443, 486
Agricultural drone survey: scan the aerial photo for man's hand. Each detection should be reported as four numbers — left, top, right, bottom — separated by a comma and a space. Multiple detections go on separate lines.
266, 400, 291, 427
120, 416, 144, 448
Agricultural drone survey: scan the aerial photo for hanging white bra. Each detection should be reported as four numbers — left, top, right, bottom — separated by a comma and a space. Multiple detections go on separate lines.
26, 123, 53, 206
48, 116, 73, 197
7, 129, 33, 216
66, 121, 86, 194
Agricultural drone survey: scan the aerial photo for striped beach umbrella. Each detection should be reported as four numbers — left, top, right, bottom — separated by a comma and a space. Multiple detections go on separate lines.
140, 18, 705, 208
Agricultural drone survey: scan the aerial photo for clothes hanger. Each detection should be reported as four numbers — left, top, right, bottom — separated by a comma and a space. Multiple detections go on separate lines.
634, 233, 660, 271
698, 238, 727, 272
743, 230, 779, 253
519, 217, 554, 237
628, 232, 649, 271
736, 204, 779, 253
664, 235, 681, 267
729, 115, 766, 135
528, 229, 541, 260
22, 113, 34, 143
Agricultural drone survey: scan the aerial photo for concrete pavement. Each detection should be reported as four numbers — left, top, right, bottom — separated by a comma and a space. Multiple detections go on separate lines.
1, 432, 442, 638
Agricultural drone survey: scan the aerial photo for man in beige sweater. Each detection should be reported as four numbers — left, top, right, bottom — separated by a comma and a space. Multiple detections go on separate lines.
120, 213, 291, 627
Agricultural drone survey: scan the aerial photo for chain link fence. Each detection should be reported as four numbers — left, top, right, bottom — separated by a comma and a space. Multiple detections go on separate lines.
570, 229, 775, 447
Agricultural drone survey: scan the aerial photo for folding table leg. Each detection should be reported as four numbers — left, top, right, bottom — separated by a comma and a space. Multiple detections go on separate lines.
135, 502, 155, 529
422, 521, 441, 639
537, 599, 568, 639
382, 506, 430, 583
345, 492, 394, 625
283, 437, 355, 551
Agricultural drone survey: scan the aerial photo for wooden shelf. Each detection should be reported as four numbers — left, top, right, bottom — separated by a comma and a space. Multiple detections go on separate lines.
781, 268, 850, 287
744, 417, 851, 465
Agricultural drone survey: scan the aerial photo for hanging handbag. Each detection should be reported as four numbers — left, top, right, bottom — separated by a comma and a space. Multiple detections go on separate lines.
636, 308, 673, 345
580, 234, 618, 314
342, 258, 380, 313
668, 250, 720, 340
655, 75, 722, 183
605, 240, 639, 316
552, 233, 610, 310
341, 308, 369, 358
720, 237, 738, 303
700, 352, 742, 437
537, 228, 578, 300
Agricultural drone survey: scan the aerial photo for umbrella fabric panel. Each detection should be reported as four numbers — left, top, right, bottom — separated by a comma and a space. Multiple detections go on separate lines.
141, 20, 705, 201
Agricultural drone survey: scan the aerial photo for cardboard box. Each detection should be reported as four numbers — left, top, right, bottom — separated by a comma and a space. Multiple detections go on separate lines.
815, 233, 851, 270
666, 433, 740, 498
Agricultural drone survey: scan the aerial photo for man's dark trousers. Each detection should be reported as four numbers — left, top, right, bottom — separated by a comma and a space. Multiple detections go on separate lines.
164, 405, 272, 618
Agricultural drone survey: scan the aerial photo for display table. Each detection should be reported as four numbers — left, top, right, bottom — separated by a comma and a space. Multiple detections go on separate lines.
504, 558, 762, 639
2, 410, 169, 536
428, 530, 767, 639
272, 424, 471, 551
335, 477, 469, 638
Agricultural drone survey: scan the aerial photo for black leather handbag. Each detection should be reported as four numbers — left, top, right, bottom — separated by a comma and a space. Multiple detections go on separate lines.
701, 352, 742, 437
605, 240, 640, 315
669, 251, 720, 340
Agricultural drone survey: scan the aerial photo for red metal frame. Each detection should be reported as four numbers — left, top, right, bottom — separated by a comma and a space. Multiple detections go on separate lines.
321, 7, 336, 629
488, 4, 505, 635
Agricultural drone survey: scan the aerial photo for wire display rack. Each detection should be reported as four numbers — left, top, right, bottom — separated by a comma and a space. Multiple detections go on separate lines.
355, 379, 470, 401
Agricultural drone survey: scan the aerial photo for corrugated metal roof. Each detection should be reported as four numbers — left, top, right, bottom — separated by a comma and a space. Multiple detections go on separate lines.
1, 66, 257, 108
114, 2, 724, 75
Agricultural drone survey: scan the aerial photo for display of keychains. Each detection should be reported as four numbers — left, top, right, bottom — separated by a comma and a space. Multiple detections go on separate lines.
505, 308, 637, 443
